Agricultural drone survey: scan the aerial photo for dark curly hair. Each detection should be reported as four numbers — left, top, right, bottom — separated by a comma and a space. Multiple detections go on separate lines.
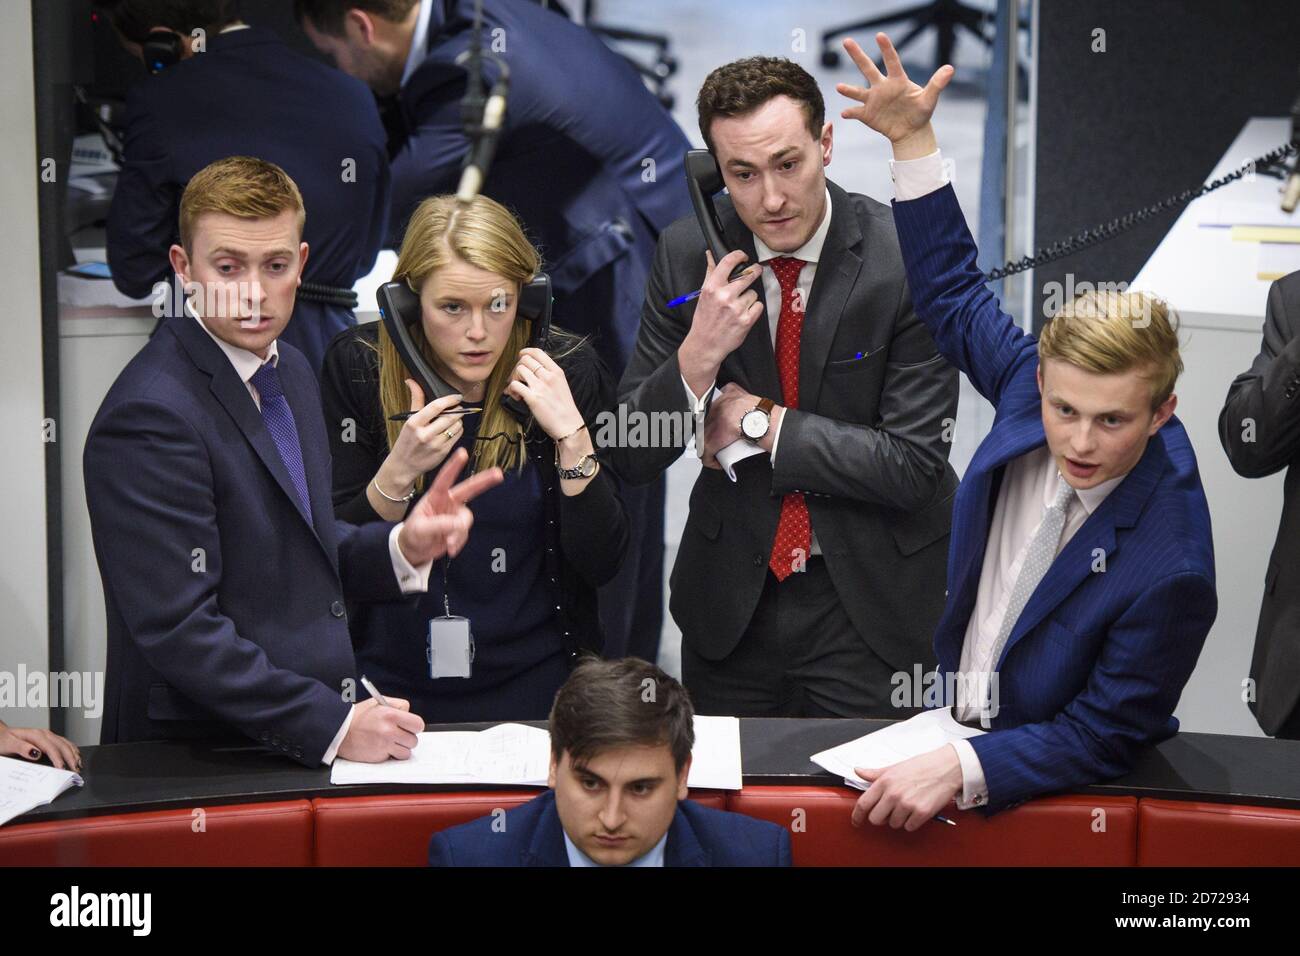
697, 56, 825, 152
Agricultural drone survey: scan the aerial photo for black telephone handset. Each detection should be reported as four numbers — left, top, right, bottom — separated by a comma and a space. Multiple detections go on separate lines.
684, 149, 750, 282
376, 273, 553, 424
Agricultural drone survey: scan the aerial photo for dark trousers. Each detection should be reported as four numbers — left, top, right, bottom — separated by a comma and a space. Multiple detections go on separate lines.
681, 557, 902, 718
597, 477, 665, 663
1276, 701, 1300, 740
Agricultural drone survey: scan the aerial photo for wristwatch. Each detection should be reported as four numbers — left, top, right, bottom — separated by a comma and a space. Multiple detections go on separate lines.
741, 397, 775, 440
556, 451, 598, 480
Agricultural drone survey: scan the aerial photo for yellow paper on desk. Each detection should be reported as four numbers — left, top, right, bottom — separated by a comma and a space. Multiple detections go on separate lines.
1231, 225, 1300, 244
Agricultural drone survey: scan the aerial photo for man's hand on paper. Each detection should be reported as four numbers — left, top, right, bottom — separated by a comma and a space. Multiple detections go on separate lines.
338, 697, 425, 763
850, 743, 963, 831
701, 382, 782, 469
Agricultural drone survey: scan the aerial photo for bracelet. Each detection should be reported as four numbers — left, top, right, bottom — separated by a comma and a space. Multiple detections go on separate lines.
555, 422, 588, 444
371, 475, 416, 504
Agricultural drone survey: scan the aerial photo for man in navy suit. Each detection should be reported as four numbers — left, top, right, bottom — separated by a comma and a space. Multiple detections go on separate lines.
428, 657, 791, 866
295, 0, 692, 662
833, 34, 1216, 827
86, 157, 501, 766
98, 0, 390, 373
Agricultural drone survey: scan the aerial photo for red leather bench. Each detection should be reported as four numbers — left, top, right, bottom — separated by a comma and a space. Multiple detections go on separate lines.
727, 787, 1138, 866
1137, 799, 1300, 866
312, 790, 727, 866
5, 789, 1300, 865
0, 799, 314, 867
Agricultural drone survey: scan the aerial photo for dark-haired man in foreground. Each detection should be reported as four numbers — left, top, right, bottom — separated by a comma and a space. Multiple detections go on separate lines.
428, 658, 790, 867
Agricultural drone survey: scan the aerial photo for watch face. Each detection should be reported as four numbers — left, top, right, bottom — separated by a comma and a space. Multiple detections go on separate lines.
580, 455, 597, 478
741, 409, 768, 440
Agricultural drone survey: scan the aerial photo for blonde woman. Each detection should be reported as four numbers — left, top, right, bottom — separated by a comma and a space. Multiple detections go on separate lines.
320, 195, 628, 721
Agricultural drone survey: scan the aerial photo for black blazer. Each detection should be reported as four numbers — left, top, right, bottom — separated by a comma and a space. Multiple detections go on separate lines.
613, 180, 959, 670
84, 316, 403, 766
319, 323, 629, 654
1219, 269, 1300, 734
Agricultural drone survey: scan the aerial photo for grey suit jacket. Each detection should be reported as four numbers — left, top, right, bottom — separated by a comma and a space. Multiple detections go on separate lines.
613, 179, 959, 668
1219, 269, 1300, 734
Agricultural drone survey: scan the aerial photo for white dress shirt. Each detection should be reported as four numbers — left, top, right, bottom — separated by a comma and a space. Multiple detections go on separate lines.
681, 188, 834, 554
891, 151, 1126, 808
400, 0, 434, 89
563, 831, 667, 867
190, 309, 432, 763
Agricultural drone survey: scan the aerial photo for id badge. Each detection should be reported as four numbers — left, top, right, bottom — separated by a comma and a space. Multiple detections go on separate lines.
427, 615, 474, 678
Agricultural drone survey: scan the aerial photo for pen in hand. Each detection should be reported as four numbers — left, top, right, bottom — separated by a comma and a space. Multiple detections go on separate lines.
388, 406, 482, 423
359, 675, 391, 708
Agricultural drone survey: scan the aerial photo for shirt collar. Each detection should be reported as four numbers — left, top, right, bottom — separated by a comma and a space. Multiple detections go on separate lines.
562, 830, 668, 867
753, 187, 833, 265
219, 23, 250, 34
401, 0, 434, 88
1039, 445, 1125, 515
188, 303, 278, 384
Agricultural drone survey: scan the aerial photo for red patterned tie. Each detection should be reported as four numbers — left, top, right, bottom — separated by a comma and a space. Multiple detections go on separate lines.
768, 256, 810, 581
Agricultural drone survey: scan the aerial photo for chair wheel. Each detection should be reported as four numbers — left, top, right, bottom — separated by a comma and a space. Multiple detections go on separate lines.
821, 49, 841, 68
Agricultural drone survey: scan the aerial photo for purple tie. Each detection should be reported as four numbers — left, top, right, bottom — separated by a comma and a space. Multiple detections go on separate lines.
250, 361, 312, 521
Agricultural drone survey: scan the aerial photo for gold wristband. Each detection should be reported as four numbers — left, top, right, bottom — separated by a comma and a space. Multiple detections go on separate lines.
556, 422, 588, 444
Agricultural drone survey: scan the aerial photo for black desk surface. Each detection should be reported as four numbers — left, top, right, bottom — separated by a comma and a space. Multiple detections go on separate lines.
12, 719, 1300, 826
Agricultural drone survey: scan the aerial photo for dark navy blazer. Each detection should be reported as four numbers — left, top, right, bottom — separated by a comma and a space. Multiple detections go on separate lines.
84, 315, 404, 766
428, 788, 791, 867
106, 25, 390, 373
892, 184, 1218, 811
389, 0, 692, 367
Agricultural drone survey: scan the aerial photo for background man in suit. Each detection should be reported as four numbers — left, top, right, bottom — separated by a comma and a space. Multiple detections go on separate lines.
614, 56, 958, 718
85, 157, 501, 766
1219, 269, 1300, 738
837, 33, 1216, 828
98, 0, 390, 373
294, 0, 693, 664
428, 656, 790, 866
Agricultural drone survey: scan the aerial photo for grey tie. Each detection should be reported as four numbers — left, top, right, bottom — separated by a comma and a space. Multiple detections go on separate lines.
985, 473, 1075, 676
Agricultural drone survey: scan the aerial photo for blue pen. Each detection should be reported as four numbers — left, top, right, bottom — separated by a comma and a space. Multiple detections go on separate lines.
666, 289, 702, 309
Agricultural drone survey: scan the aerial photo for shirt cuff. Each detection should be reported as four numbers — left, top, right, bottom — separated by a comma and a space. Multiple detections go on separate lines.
890, 149, 949, 201
950, 739, 989, 809
321, 705, 355, 765
769, 406, 787, 462
389, 522, 432, 593
682, 375, 716, 459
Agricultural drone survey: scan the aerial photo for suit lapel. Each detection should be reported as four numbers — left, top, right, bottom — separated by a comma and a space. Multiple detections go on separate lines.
663, 805, 709, 867
946, 403, 1049, 639
720, 202, 782, 402
522, 792, 571, 866
168, 318, 326, 546
996, 429, 1169, 667
799, 182, 862, 413
279, 362, 340, 556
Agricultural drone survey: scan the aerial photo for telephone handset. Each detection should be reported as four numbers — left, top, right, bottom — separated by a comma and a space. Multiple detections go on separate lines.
684, 149, 751, 282
376, 273, 553, 424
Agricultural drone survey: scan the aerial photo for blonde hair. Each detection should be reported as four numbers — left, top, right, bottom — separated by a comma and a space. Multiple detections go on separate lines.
1038, 290, 1183, 409
179, 156, 305, 251
377, 194, 541, 475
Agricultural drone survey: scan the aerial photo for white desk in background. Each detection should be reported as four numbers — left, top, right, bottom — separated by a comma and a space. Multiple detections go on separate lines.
1131, 116, 1295, 737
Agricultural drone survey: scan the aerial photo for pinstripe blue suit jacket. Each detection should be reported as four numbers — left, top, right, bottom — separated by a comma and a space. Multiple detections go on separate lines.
892, 184, 1217, 811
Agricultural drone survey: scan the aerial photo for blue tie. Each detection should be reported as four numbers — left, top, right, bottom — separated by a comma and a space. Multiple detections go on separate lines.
250, 361, 312, 521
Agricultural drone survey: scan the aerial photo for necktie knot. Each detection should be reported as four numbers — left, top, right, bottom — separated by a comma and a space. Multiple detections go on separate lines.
1049, 474, 1074, 514
767, 256, 806, 295
250, 361, 284, 401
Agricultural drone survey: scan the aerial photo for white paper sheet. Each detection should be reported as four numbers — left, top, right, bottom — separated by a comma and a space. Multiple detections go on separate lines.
810, 708, 986, 791
0, 756, 84, 827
